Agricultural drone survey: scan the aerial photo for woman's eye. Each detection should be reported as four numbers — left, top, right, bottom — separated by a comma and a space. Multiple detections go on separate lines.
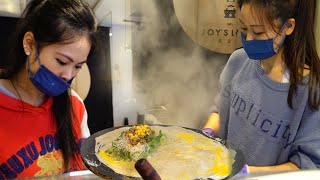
75, 66, 82, 70
240, 27, 247, 32
254, 32, 264, 36
56, 59, 66, 65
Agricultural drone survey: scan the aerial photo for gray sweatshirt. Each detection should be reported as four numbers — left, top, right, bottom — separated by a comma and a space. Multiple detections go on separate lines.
214, 48, 320, 169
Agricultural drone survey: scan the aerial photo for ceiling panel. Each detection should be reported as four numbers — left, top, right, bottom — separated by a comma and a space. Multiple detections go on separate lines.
84, 0, 100, 8
0, 0, 25, 17
0, 0, 126, 27
93, 0, 126, 27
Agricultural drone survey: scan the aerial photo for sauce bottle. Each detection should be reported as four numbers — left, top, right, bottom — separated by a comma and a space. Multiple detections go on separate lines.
135, 159, 161, 180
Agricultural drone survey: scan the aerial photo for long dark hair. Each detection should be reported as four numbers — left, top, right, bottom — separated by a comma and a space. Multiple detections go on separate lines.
237, 0, 320, 111
1, 0, 98, 171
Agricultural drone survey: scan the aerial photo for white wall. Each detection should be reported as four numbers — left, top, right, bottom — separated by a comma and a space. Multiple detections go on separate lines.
110, 24, 137, 126
93, 0, 138, 126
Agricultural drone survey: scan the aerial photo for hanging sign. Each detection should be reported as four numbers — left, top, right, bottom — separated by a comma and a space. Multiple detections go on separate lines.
173, 0, 242, 54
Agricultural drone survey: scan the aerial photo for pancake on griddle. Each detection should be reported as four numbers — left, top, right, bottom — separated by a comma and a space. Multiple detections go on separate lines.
95, 125, 235, 179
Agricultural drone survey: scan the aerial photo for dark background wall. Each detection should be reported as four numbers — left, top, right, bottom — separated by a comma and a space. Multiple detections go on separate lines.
0, 17, 18, 68
85, 27, 114, 133
0, 16, 113, 134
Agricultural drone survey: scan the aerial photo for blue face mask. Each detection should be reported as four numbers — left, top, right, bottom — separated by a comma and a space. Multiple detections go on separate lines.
241, 24, 286, 60
28, 48, 73, 96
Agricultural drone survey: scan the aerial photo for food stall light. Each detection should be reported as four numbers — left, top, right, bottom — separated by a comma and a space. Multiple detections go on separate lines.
68, 170, 93, 177
109, 28, 112, 36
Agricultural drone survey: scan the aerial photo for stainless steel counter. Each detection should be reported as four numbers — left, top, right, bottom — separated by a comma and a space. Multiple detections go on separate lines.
231, 169, 320, 180
17, 169, 320, 180
21, 170, 103, 180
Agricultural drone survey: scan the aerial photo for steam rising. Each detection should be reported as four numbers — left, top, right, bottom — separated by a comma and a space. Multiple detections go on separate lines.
131, 0, 229, 128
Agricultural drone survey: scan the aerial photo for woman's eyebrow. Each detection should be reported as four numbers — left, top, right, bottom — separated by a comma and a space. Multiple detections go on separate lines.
57, 52, 87, 64
239, 18, 265, 28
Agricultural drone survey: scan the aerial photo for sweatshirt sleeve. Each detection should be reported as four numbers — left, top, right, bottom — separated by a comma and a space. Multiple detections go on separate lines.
289, 106, 320, 169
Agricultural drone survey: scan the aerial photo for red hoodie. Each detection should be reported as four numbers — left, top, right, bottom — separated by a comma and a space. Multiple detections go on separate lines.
0, 91, 87, 179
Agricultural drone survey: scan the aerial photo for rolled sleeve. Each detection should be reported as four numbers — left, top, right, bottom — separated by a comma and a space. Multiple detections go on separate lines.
289, 107, 320, 169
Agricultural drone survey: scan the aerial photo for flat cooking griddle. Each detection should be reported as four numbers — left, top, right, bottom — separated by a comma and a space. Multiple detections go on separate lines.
80, 125, 245, 180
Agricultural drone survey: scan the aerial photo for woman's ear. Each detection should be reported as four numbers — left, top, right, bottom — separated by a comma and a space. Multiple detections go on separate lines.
285, 18, 295, 36
23, 32, 36, 56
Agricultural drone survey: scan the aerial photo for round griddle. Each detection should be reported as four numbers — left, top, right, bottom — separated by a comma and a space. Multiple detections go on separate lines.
80, 125, 245, 180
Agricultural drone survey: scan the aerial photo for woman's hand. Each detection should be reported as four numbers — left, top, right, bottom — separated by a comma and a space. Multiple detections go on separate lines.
203, 112, 220, 134
248, 162, 299, 173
